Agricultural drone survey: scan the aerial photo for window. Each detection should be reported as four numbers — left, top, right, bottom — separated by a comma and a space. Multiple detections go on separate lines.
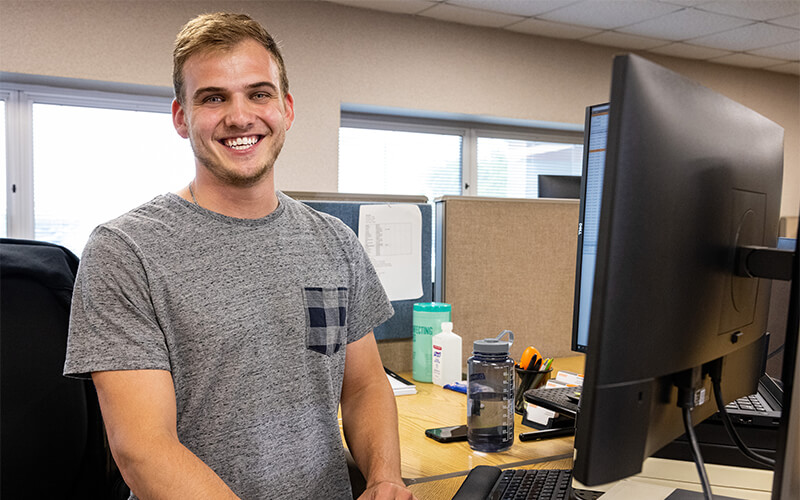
2, 78, 194, 255
476, 136, 583, 198
338, 111, 584, 202
31, 103, 193, 253
339, 127, 462, 202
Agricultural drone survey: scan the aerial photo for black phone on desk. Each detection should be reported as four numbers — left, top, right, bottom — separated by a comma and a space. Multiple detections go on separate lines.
425, 424, 468, 443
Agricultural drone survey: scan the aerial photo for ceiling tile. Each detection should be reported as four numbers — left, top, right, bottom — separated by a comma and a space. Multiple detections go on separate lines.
656, 0, 708, 6
420, 3, 525, 27
763, 61, 800, 75
325, 0, 438, 15
699, 0, 800, 21
770, 13, 800, 29
581, 31, 669, 50
648, 42, 732, 60
505, 17, 603, 39
748, 40, 800, 61
709, 52, 783, 68
448, 0, 579, 17
690, 22, 800, 51
618, 7, 752, 40
536, 0, 682, 30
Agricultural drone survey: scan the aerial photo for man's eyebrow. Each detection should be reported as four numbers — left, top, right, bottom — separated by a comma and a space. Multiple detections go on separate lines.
247, 81, 279, 92
192, 86, 225, 101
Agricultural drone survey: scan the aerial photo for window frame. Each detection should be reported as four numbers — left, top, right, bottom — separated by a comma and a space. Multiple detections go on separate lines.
1, 74, 175, 239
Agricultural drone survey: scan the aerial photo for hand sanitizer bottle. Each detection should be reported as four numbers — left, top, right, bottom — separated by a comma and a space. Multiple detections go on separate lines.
432, 322, 463, 386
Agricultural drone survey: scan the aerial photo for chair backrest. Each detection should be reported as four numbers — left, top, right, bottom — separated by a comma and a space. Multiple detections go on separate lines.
0, 238, 120, 498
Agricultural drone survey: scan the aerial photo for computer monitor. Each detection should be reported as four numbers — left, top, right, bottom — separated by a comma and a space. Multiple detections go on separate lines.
571, 103, 609, 353
572, 54, 787, 488
537, 175, 582, 199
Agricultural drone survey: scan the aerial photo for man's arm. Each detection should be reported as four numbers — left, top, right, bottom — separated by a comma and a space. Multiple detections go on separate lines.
340, 333, 416, 500
92, 369, 239, 499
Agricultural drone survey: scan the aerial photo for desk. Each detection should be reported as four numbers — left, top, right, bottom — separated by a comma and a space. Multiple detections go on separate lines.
395, 356, 585, 483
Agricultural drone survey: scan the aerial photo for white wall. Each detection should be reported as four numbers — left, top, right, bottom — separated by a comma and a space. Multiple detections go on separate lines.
1, 0, 798, 217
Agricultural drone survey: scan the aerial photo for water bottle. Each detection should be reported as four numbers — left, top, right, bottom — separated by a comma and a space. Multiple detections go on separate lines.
412, 302, 451, 382
467, 330, 515, 452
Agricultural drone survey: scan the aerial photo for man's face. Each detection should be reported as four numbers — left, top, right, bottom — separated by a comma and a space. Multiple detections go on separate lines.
172, 39, 294, 187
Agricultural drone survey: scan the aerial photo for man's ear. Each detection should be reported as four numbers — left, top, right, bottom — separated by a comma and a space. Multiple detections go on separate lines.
172, 99, 189, 139
283, 92, 296, 131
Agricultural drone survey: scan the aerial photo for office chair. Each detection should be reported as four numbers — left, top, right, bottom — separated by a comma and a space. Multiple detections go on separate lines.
0, 238, 128, 499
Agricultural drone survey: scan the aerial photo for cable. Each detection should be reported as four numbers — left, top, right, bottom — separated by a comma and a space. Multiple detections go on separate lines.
711, 378, 776, 468
682, 407, 713, 500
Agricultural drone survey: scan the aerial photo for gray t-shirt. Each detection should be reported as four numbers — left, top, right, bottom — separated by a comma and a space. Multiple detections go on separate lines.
64, 191, 394, 499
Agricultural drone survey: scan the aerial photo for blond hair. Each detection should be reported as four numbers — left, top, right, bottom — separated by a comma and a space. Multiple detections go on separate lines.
173, 12, 289, 104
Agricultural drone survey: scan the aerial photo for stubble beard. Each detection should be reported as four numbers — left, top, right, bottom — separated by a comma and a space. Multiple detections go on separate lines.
192, 129, 286, 188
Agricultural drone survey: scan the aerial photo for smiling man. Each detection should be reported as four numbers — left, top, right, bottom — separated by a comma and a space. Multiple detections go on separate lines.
64, 12, 415, 500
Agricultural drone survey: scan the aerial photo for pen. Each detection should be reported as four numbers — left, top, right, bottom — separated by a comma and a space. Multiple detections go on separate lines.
384, 367, 414, 386
518, 427, 575, 441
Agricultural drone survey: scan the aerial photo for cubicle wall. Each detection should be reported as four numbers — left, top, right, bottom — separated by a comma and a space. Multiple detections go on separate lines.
435, 196, 580, 366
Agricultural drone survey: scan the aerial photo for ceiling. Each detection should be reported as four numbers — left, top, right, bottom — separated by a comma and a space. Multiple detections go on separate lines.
323, 0, 800, 75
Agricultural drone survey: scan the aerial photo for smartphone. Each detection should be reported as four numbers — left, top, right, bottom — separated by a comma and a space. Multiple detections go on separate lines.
425, 424, 468, 443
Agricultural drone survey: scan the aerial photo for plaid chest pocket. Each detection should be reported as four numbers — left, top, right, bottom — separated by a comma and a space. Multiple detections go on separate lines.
303, 287, 348, 355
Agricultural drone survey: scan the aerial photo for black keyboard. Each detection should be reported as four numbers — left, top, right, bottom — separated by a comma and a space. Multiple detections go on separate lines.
523, 386, 581, 418
726, 393, 767, 413
453, 466, 605, 500
489, 468, 572, 500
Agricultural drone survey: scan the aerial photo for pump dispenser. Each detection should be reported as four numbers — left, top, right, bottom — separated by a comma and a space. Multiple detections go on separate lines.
432, 322, 462, 386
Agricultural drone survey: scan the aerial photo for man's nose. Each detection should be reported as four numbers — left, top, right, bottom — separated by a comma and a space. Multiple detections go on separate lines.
224, 95, 254, 129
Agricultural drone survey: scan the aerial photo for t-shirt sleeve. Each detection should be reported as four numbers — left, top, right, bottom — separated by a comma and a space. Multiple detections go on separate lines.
64, 225, 171, 379
340, 227, 394, 344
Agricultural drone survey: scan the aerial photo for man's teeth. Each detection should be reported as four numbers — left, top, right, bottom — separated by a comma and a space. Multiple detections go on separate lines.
224, 136, 258, 149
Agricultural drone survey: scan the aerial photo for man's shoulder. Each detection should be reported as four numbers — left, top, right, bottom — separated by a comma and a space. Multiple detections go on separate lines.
278, 192, 356, 237
87, 194, 191, 250
102, 194, 187, 231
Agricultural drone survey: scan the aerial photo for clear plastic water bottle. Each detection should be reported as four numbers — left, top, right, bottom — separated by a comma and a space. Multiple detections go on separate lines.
467, 330, 515, 452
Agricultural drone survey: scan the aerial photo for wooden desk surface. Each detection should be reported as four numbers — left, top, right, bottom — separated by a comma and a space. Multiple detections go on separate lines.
395, 356, 585, 482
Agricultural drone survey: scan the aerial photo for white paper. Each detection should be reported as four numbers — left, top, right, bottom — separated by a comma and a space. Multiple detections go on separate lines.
358, 204, 423, 301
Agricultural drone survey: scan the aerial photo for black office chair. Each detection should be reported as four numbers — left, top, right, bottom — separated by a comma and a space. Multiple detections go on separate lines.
0, 238, 128, 499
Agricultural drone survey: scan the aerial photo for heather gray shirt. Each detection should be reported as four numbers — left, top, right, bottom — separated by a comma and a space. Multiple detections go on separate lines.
64, 191, 393, 499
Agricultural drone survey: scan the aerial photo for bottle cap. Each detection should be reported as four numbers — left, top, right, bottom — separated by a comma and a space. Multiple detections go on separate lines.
473, 330, 514, 354
413, 302, 452, 313
441, 322, 453, 333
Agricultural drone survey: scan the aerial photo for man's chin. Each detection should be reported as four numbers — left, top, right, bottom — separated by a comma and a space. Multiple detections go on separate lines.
198, 159, 275, 188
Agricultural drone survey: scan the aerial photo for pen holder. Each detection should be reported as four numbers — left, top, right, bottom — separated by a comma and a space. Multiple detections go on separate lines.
514, 366, 553, 414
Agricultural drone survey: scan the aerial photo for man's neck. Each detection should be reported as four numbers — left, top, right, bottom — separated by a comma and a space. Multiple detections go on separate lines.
178, 175, 279, 219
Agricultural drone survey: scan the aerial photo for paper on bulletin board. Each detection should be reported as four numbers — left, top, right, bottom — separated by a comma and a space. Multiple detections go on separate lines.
358, 204, 423, 301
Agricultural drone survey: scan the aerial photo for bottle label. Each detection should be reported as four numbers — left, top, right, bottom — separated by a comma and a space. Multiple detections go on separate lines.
413, 325, 433, 336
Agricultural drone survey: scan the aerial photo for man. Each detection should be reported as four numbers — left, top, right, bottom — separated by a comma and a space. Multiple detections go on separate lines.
64, 12, 415, 500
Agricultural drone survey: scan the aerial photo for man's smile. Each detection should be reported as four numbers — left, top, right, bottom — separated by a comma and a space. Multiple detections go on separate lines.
221, 135, 263, 150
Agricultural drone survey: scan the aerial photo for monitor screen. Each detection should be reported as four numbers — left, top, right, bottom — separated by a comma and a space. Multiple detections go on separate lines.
572, 54, 785, 487
537, 175, 582, 199
571, 103, 609, 353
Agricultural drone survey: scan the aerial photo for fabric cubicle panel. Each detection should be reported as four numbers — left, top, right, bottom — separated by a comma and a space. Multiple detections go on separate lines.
435, 196, 580, 366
